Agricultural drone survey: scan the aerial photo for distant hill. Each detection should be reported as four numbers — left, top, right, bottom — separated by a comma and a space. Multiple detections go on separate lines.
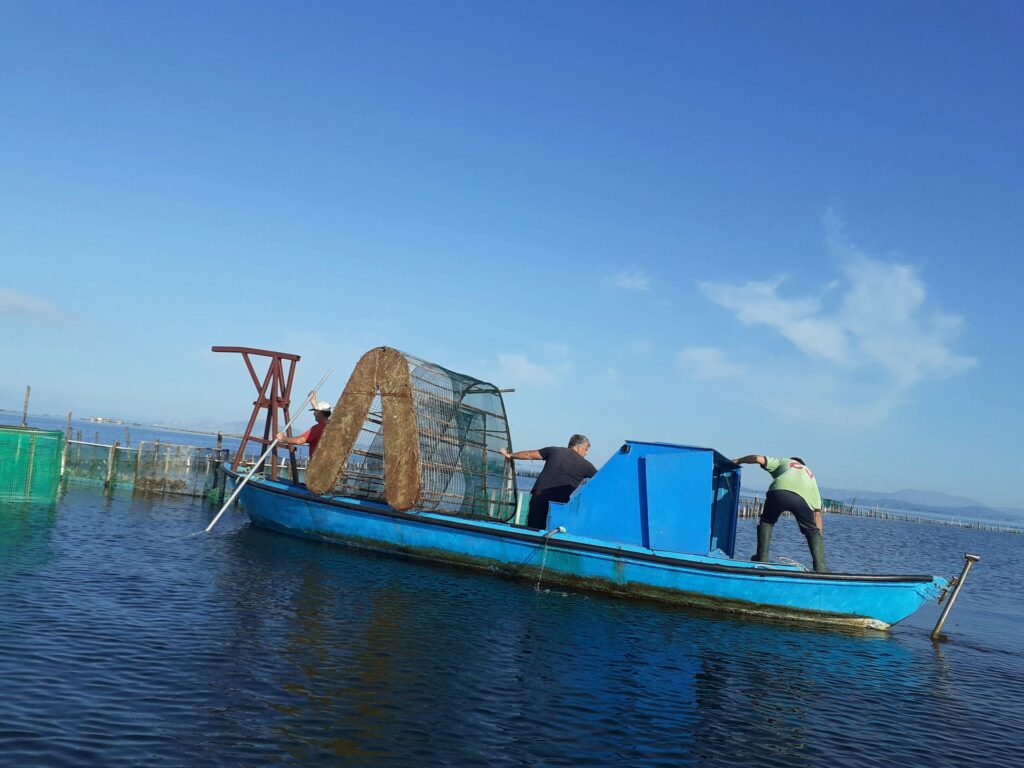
819, 486, 1024, 523
820, 487, 982, 509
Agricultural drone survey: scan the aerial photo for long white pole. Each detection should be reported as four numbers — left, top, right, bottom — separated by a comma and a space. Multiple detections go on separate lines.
201, 368, 332, 534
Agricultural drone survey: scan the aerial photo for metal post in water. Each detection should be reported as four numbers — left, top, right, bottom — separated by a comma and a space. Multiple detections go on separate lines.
932, 553, 981, 641
22, 385, 30, 427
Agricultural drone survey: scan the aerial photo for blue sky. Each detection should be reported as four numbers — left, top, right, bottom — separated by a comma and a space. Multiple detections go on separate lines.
2, 2, 1022, 507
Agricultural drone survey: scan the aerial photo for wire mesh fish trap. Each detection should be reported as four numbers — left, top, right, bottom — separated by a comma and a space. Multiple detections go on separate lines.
310, 348, 517, 521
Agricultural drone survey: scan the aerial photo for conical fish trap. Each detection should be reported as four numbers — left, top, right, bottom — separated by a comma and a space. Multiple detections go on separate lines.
306, 348, 517, 520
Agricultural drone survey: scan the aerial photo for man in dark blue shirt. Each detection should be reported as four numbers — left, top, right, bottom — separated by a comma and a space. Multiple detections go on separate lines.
501, 434, 597, 529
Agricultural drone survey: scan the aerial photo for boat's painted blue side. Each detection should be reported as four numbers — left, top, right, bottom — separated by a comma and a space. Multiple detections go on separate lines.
236, 474, 948, 629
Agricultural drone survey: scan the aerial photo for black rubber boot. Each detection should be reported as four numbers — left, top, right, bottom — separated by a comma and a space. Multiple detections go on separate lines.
805, 532, 829, 573
752, 523, 773, 563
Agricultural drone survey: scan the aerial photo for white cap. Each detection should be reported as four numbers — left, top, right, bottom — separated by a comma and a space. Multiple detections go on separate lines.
310, 401, 332, 412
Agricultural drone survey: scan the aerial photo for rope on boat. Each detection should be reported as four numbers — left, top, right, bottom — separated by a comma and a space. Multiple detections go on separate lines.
535, 526, 567, 591
777, 556, 809, 571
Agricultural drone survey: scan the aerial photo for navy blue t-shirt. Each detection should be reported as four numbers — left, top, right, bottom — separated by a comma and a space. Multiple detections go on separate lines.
532, 446, 597, 503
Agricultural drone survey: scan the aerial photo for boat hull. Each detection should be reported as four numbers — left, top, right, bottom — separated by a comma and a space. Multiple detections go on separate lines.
236, 475, 947, 630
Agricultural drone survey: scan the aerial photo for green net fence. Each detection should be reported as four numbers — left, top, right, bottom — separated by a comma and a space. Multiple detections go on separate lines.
62, 440, 229, 500
136, 442, 229, 497
0, 427, 63, 503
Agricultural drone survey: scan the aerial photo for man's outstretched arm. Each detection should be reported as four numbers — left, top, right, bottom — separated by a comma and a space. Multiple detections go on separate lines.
501, 448, 544, 461
732, 455, 767, 467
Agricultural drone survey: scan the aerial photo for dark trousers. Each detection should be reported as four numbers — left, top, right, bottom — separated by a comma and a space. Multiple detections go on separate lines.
760, 490, 819, 536
527, 493, 551, 529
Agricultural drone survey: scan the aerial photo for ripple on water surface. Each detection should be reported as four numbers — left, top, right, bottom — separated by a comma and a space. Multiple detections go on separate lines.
0, 488, 1022, 767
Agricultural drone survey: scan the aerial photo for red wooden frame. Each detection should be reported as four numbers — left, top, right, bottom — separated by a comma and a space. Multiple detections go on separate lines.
212, 346, 301, 482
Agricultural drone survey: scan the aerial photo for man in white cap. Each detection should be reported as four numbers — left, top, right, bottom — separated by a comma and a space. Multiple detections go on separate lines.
276, 393, 332, 457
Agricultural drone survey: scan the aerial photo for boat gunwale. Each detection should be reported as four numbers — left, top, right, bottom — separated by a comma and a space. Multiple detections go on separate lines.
229, 470, 940, 586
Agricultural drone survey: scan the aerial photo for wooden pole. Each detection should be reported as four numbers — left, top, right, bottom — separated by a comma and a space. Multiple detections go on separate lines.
124, 426, 131, 448
22, 385, 30, 427
65, 411, 73, 439
134, 441, 144, 488
201, 450, 212, 496
25, 433, 37, 498
105, 442, 120, 489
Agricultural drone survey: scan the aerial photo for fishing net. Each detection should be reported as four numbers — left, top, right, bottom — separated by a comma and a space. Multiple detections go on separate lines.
306, 348, 517, 520
62, 439, 229, 500
0, 427, 63, 503
133, 442, 230, 499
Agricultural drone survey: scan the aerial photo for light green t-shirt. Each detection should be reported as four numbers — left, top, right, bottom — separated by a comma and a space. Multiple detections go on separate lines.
763, 457, 822, 509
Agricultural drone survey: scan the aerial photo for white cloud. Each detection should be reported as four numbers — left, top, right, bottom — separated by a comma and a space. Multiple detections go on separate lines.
697, 211, 975, 424
0, 289, 60, 320
494, 353, 564, 387
749, 369, 907, 430
676, 346, 747, 380
699, 278, 851, 363
603, 268, 652, 291
541, 341, 572, 357
701, 215, 974, 388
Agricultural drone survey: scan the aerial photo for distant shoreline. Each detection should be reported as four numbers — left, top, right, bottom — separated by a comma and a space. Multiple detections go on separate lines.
0, 408, 244, 439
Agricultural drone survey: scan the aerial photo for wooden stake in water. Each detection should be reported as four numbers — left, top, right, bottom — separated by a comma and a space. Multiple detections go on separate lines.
200, 369, 332, 535
24, 433, 36, 498
105, 442, 120, 490
22, 385, 30, 427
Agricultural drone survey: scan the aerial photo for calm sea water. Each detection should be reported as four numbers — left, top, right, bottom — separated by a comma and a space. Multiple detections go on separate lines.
1, 483, 1022, 767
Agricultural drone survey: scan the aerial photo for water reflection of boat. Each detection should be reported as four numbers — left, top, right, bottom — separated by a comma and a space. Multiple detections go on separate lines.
228, 347, 948, 631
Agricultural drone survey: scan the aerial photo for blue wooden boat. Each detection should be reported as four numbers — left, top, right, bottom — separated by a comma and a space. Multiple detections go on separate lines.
223, 347, 949, 631
232, 439, 948, 630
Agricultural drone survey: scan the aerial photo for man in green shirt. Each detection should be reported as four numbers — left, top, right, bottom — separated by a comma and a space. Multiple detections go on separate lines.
732, 454, 828, 573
